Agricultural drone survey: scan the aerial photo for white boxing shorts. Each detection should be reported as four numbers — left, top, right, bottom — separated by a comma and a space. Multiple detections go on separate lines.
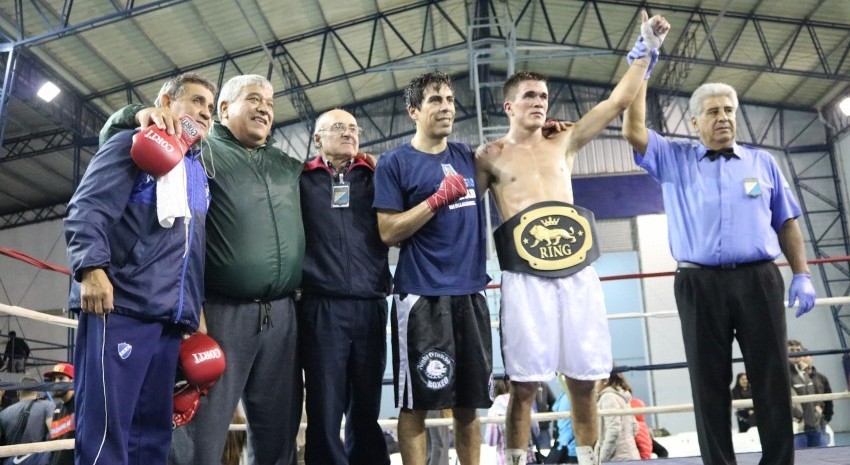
500, 267, 612, 382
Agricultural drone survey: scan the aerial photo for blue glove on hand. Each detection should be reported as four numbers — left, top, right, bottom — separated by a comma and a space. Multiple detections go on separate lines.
789, 273, 816, 317
627, 37, 659, 80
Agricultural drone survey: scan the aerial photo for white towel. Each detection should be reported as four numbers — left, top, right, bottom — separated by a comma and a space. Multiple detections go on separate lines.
156, 160, 192, 228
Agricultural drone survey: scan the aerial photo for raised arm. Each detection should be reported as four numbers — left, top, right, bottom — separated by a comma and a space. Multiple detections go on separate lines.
567, 11, 669, 153
623, 81, 650, 154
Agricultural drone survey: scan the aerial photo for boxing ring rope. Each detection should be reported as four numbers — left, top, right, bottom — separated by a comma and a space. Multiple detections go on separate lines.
0, 303, 78, 328
3, 392, 849, 456
5, 295, 850, 333
228, 391, 850, 432
388, 392, 850, 429
580, 296, 850, 321
0, 439, 74, 457
478, 296, 850, 328
1, 254, 849, 456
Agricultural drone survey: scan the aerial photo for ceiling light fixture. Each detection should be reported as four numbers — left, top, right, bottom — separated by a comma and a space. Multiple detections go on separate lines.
36, 81, 60, 102
839, 97, 850, 117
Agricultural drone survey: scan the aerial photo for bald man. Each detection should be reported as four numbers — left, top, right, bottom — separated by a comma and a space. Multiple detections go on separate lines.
298, 109, 393, 465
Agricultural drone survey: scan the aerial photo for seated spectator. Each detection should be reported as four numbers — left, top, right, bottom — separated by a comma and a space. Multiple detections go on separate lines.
542, 374, 577, 464
804, 352, 833, 431
44, 363, 75, 465
0, 377, 55, 464
629, 396, 652, 459
597, 373, 640, 462
789, 340, 828, 448
731, 372, 755, 432
485, 379, 535, 465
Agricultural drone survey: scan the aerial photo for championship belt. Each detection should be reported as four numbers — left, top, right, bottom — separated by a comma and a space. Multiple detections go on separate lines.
494, 201, 600, 278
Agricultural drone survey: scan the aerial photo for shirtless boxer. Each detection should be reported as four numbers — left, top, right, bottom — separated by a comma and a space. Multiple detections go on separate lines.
475, 11, 670, 465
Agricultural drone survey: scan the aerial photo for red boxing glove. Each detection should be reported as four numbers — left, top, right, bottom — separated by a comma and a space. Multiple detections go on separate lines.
179, 332, 226, 391
173, 382, 201, 428
425, 173, 468, 211
130, 125, 185, 177
130, 115, 202, 178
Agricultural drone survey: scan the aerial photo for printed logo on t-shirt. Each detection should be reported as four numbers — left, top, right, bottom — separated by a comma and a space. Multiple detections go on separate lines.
440, 164, 476, 210
50, 413, 75, 438
416, 349, 454, 391
118, 342, 133, 360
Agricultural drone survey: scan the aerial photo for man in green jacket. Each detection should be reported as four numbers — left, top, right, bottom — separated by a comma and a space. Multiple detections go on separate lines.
100, 74, 305, 465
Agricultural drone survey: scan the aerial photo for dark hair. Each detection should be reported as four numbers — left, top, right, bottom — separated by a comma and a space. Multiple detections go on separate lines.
602, 372, 632, 393
155, 72, 218, 108
734, 372, 747, 387
503, 71, 548, 101
403, 72, 452, 110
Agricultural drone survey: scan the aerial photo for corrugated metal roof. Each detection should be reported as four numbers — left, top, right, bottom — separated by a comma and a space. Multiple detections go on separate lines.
0, 0, 848, 218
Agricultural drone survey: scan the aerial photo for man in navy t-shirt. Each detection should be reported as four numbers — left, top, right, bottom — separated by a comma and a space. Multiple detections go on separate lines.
373, 71, 492, 465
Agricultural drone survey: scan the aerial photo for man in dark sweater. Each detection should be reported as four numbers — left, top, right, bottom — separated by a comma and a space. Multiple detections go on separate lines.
298, 109, 392, 465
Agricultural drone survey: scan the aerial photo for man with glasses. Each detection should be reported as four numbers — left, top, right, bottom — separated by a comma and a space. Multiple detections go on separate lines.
298, 109, 392, 465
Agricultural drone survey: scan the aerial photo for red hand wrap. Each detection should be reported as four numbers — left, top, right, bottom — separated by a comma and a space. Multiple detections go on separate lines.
178, 115, 204, 149
425, 173, 468, 211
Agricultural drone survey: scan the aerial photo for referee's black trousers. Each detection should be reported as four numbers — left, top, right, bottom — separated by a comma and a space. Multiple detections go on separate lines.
674, 262, 793, 465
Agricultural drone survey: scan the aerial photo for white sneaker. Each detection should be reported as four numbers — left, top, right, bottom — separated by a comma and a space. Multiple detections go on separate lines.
505, 448, 527, 465
576, 443, 600, 465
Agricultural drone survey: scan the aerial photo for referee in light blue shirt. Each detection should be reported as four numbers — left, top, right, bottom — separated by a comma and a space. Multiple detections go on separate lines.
623, 81, 816, 465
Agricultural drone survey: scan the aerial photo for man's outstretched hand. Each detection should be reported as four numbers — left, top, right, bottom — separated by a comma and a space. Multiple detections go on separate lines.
543, 119, 574, 138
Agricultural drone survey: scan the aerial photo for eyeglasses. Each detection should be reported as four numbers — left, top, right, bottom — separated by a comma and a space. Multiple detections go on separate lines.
319, 123, 363, 136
